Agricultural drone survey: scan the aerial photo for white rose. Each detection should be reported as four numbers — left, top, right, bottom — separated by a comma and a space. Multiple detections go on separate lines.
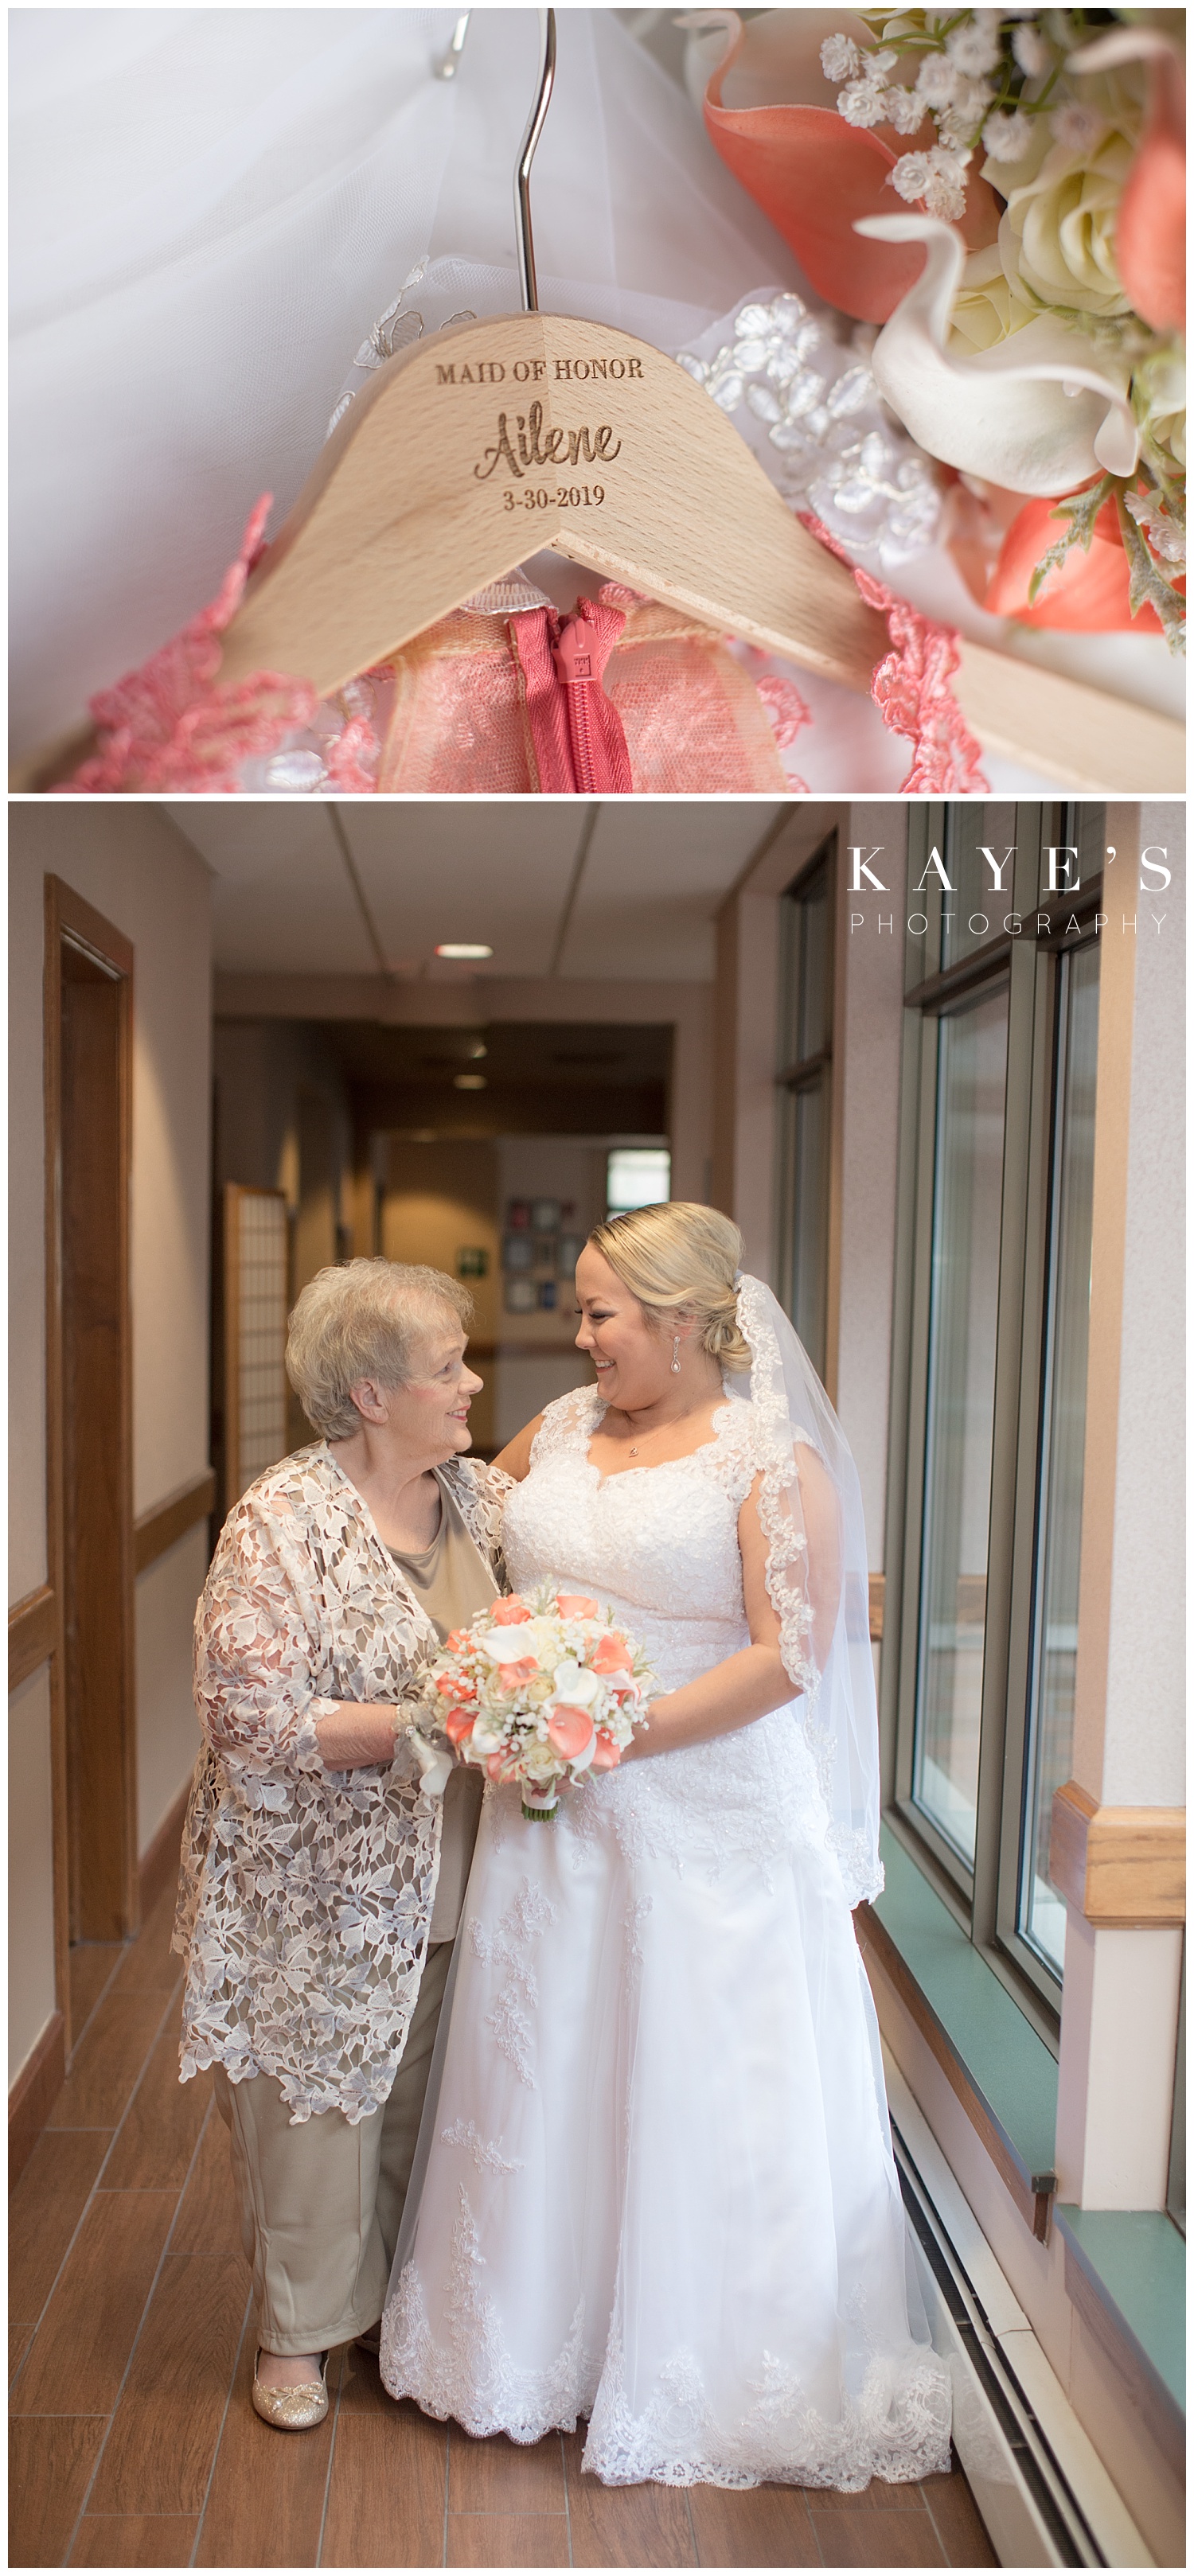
984, 73, 1146, 322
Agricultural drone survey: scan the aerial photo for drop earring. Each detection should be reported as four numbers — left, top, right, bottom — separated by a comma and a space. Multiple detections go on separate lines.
671, 1335, 681, 1375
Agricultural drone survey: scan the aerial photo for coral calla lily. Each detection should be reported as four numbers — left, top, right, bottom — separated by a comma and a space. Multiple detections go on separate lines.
856, 214, 1139, 494
1070, 30, 1185, 333
546, 1706, 596, 1762
985, 492, 1174, 633
696, 10, 999, 324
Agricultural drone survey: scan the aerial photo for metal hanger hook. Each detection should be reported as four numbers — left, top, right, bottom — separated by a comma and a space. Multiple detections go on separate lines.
434, 14, 470, 80
517, 9, 556, 314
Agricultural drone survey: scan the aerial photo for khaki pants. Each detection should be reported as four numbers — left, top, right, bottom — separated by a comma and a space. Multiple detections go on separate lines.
213, 1939, 453, 2356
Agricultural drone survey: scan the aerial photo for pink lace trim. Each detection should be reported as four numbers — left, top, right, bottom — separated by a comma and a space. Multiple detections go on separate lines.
800, 514, 989, 795
511, 598, 634, 793
60, 496, 365, 795
57, 496, 982, 797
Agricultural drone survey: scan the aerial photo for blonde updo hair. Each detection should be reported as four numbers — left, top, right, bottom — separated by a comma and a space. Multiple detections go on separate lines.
286, 1257, 473, 1440
587, 1202, 752, 1373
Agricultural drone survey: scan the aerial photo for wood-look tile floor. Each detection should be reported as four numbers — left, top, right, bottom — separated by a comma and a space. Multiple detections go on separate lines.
11, 1886, 997, 2570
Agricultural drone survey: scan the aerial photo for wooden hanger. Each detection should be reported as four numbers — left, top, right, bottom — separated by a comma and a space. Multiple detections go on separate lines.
189, 7, 1189, 791
14, 10, 1183, 791
217, 9, 887, 700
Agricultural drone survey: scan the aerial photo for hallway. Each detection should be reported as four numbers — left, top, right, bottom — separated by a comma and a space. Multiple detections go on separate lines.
10, 1888, 994, 2570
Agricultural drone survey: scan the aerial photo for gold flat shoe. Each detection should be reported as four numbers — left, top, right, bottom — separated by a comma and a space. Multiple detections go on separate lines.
252, 2349, 329, 2431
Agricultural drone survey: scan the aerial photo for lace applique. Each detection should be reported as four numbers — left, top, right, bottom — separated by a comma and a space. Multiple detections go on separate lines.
623, 1892, 654, 1969
732, 1279, 882, 1909
502, 1375, 833, 1884
482, 1877, 558, 2089
800, 512, 989, 795
174, 1444, 504, 2122
439, 2118, 525, 2177
381, 2192, 599, 2442
676, 292, 940, 571
582, 2318, 951, 2491
528, 1382, 603, 1468
60, 497, 338, 796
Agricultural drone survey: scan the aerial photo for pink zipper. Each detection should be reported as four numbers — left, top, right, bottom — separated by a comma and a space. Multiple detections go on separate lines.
511, 600, 634, 793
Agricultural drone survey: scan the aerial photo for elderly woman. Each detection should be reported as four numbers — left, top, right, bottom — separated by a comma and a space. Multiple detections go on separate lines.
174, 1257, 506, 2430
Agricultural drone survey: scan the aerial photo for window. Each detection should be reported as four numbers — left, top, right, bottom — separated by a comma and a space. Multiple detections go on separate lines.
775, 841, 835, 1378
1018, 943, 1100, 1974
913, 984, 1009, 1868
606, 1147, 670, 1216
884, 807, 1105, 2020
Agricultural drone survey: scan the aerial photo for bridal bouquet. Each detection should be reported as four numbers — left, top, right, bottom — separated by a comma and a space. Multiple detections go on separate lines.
416, 1590, 654, 1821
690, 7, 1185, 646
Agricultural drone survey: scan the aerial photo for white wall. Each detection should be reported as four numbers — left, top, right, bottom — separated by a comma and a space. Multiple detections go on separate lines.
135, 1526, 209, 1857
833, 805, 908, 1563
9, 810, 213, 2087
1098, 805, 1184, 1807
716, 804, 908, 1565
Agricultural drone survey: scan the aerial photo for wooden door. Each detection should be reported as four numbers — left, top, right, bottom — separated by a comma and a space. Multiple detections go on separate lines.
45, 879, 135, 1966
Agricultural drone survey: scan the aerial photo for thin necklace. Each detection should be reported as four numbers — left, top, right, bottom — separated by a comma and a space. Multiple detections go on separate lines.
626, 1405, 700, 1458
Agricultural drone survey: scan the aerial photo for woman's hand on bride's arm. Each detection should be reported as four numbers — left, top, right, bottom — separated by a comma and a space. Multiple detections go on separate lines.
489, 1413, 546, 1484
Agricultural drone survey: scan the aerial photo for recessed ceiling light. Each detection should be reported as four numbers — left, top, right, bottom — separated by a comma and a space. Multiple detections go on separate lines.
435, 942, 493, 960
454, 1073, 488, 1090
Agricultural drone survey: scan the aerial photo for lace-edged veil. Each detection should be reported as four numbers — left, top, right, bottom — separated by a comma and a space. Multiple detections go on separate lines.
726, 1276, 882, 1908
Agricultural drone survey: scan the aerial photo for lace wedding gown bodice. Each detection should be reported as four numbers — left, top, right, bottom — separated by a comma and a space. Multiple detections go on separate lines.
500, 1384, 830, 1875
380, 1385, 950, 2491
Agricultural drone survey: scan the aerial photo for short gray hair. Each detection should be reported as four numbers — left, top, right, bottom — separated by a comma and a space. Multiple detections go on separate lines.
286, 1258, 473, 1440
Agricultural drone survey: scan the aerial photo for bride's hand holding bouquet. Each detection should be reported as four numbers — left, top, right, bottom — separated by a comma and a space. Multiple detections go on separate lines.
413, 1590, 654, 1821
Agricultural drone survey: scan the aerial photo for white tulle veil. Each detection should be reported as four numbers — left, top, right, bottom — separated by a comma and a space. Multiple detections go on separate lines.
725, 1275, 882, 1909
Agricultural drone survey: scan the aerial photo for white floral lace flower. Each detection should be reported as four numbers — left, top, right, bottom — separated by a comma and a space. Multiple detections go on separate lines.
837, 77, 888, 128
982, 107, 1033, 160
916, 54, 960, 107
884, 85, 927, 135
820, 33, 860, 82
1013, 23, 1052, 76
946, 70, 994, 121
677, 290, 941, 573
946, 18, 1001, 76
888, 152, 931, 203
935, 105, 980, 151
892, 142, 970, 219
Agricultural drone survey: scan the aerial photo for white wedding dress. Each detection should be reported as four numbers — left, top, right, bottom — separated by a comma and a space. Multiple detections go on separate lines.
379, 1383, 951, 2488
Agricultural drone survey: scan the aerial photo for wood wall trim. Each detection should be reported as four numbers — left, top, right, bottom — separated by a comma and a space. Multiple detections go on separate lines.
1062, 2234, 1184, 2481
9, 2011, 65, 2190
138, 1779, 192, 1921
45, 872, 137, 1996
9, 1585, 57, 1692
134, 1471, 216, 1576
856, 1903, 1055, 2242
868, 1572, 884, 1644
1050, 1779, 1185, 1927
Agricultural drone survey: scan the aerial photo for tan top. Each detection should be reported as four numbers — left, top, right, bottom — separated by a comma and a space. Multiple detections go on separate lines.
389, 1471, 495, 1942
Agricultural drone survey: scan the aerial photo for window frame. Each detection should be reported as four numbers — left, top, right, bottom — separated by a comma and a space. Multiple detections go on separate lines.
880, 804, 1106, 2039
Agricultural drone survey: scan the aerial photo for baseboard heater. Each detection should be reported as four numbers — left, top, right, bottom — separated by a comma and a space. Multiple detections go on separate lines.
892, 2118, 1149, 2569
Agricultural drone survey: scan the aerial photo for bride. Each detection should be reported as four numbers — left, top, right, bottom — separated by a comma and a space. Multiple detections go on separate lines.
379, 1201, 950, 2489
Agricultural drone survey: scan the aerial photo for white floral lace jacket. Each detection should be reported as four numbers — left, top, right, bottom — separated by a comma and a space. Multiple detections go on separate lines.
173, 1441, 509, 2123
